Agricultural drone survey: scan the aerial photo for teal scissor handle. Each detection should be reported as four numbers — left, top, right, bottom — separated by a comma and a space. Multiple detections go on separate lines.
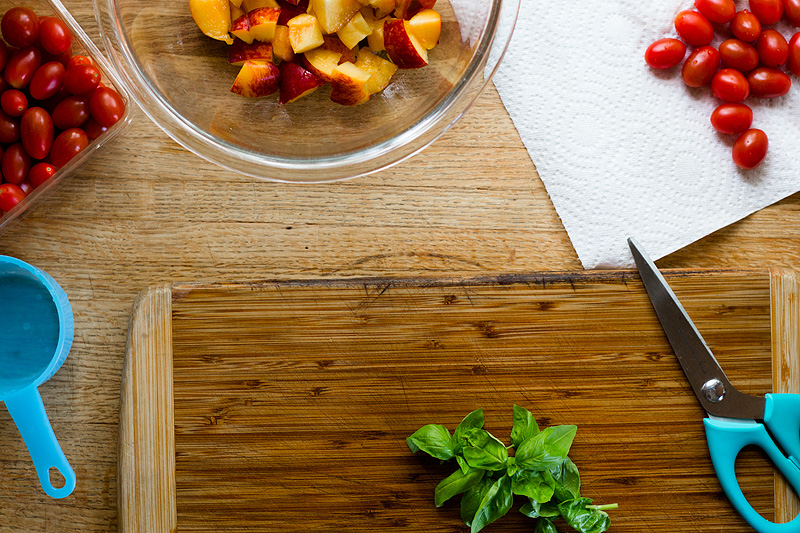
764, 394, 800, 467
705, 415, 800, 533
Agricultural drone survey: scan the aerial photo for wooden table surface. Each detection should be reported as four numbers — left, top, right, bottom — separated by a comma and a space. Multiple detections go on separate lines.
1, 3, 799, 531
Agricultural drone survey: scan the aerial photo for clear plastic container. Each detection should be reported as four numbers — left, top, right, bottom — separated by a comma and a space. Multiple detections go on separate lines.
0, 0, 133, 235
94, 0, 519, 183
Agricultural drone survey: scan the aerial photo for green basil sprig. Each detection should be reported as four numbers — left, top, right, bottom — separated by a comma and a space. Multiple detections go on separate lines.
407, 406, 618, 533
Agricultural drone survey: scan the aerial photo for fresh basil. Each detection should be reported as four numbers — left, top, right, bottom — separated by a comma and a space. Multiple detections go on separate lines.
535, 517, 559, 533
510, 404, 539, 447
461, 477, 494, 526
407, 424, 454, 460
520, 499, 560, 519
435, 467, 485, 507
452, 408, 485, 454
461, 428, 509, 471
558, 498, 612, 533
515, 425, 577, 471
552, 457, 581, 501
470, 475, 513, 533
512, 469, 556, 502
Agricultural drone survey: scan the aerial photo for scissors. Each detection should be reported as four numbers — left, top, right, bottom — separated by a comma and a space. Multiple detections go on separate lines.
628, 238, 800, 533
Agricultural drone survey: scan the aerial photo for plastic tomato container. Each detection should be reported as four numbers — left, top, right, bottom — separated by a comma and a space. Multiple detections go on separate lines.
0, 0, 132, 235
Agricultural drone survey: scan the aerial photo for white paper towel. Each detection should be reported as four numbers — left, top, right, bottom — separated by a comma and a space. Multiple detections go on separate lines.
493, 0, 800, 269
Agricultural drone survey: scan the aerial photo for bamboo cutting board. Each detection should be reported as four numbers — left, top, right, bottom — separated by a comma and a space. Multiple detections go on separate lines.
118, 270, 800, 533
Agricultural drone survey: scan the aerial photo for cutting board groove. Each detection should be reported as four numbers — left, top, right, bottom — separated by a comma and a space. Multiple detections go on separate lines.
119, 270, 799, 532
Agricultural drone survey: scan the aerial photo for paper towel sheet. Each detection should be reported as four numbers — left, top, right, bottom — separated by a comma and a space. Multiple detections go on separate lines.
493, 0, 800, 269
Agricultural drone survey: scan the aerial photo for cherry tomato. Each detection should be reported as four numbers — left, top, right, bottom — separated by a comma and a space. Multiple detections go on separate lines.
732, 129, 768, 169
757, 29, 789, 67
645, 38, 687, 69
787, 0, 800, 26
731, 10, 762, 42
682, 46, 721, 87
21, 107, 54, 160
29, 61, 65, 100
37, 16, 72, 55
50, 128, 88, 167
719, 39, 760, 71
2, 144, 31, 184
748, 67, 792, 97
5, 47, 42, 89
0, 109, 20, 144
63, 64, 101, 95
695, 0, 736, 23
16, 181, 33, 195
790, 33, 800, 75
51, 96, 89, 129
710, 103, 753, 134
749, 0, 783, 24
89, 87, 125, 127
1, 89, 28, 117
712, 69, 750, 101
66, 55, 92, 70
1, 7, 39, 48
0, 40, 7, 72
0, 183, 26, 212
27, 161, 56, 188
83, 117, 107, 140
675, 10, 715, 46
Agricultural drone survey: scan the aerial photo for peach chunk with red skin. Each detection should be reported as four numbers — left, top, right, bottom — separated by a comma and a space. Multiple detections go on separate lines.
383, 18, 428, 68
408, 8, 440, 49
248, 7, 281, 42
330, 61, 371, 105
231, 60, 281, 97
228, 39, 274, 65
394, 0, 434, 19
279, 61, 325, 103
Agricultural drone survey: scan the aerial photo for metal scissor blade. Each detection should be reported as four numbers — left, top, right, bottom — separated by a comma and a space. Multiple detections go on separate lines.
627, 238, 766, 420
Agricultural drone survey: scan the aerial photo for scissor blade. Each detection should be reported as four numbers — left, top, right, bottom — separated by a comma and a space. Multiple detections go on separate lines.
627, 238, 765, 420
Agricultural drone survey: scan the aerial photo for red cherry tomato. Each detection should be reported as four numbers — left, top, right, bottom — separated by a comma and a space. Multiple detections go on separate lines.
28, 161, 56, 188
29, 61, 65, 100
21, 107, 54, 160
17, 181, 33, 195
719, 39, 760, 71
731, 10, 762, 42
683, 46, 721, 87
5, 47, 42, 89
711, 103, 753, 134
732, 129, 768, 169
695, 0, 736, 23
712, 69, 750, 101
89, 87, 125, 127
50, 128, 88, 167
0, 40, 7, 72
757, 29, 789, 67
0, 109, 20, 144
749, 0, 783, 24
63, 64, 101, 95
2, 143, 31, 184
51, 95, 89, 129
1, 7, 39, 48
66, 55, 93, 70
675, 10, 715, 46
1, 89, 28, 117
83, 117, 108, 140
38, 16, 72, 55
787, 0, 800, 26
790, 33, 800, 75
747, 67, 792, 97
645, 38, 687, 69
0, 183, 26, 212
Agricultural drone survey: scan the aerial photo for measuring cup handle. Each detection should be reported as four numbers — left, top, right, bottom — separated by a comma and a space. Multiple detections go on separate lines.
4, 386, 76, 498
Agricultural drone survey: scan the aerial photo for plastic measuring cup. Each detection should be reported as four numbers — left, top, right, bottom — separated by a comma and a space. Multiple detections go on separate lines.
0, 255, 75, 498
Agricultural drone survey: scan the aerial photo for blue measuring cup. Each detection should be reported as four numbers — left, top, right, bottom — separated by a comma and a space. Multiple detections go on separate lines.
0, 255, 75, 498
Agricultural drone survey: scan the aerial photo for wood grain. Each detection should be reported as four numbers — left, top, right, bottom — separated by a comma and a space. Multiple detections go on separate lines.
117, 270, 793, 532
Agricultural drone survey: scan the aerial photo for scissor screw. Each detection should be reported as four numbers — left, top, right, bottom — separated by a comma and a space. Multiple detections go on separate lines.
702, 379, 726, 403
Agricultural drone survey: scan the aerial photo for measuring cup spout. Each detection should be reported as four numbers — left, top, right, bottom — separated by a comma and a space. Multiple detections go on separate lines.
4, 386, 76, 498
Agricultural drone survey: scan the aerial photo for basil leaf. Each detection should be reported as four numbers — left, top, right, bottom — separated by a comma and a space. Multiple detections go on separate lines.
552, 457, 581, 501
510, 405, 539, 448
515, 425, 577, 471
512, 469, 555, 502
407, 424, 454, 460
462, 428, 509, 471
470, 475, 513, 533
534, 517, 558, 533
506, 456, 518, 476
435, 468, 485, 507
520, 498, 561, 518
452, 408, 485, 454
559, 498, 611, 533
461, 477, 494, 526
456, 455, 471, 474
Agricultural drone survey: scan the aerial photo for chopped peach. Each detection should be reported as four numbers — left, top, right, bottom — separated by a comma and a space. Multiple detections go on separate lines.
336, 12, 372, 49
383, 18, 427, 68
301, 47, 342, 81
287, 13, 325, 53
355, 47, 398, 94
369, 0, 395, 17
394, 0, 433, 18
330, 61, 371, 105
228, 39, 274, 65
190, 0, 234, 44
230, 0, 244, 7
242, 0, 279, 10
272, 25, 296, 61
321, 35, 356, 63
366, 15, 387, 51
231, 60, 280, 97
231, 14, 254, 43
279, 61, 325, 103
230, 1, 246, 22
408, 8, 439, 49
248, 7, 281, 42
309, 0, 362, 33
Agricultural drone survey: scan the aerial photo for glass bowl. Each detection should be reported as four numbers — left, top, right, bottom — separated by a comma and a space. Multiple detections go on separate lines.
0, 0, 133, 234
94, 0, 520, 183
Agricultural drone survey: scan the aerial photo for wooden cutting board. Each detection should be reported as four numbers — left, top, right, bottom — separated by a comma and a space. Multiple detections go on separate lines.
118, 270, 800, 533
